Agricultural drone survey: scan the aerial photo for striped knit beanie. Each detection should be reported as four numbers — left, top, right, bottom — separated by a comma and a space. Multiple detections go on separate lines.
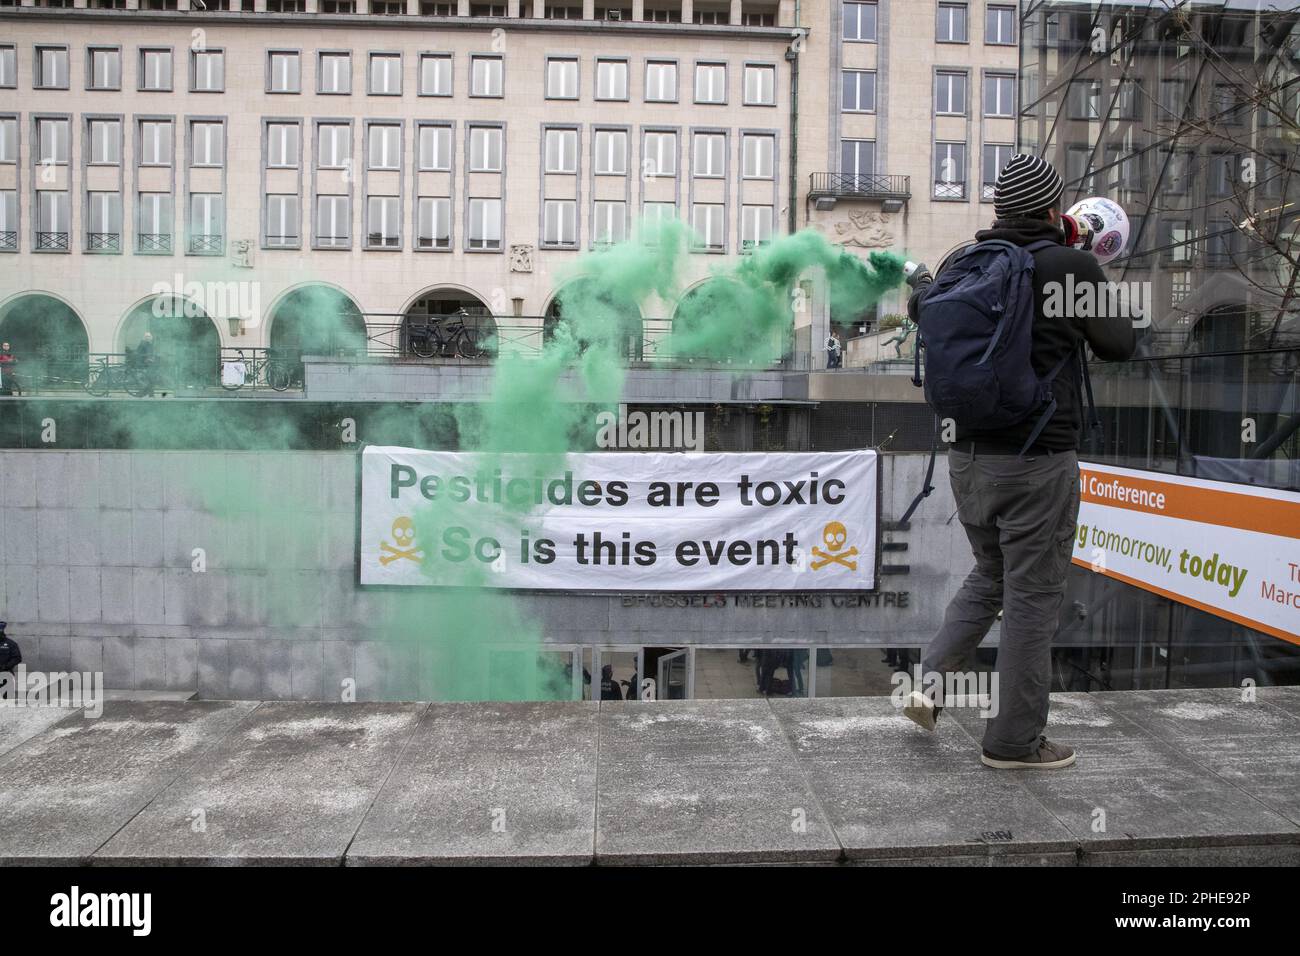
993, 153, 1064, 220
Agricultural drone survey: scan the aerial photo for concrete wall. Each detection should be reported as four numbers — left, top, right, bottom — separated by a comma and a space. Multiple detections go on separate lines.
0, 448, 978, 699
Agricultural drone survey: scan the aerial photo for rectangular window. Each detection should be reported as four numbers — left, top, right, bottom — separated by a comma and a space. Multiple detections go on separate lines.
693, 133, 725, 177
316, 195, 350, 247
0, 191, 14, 248
137, 192, 173, 251
469, 127, 503, 172
596, 59, 628, 100
544, 128, 577, 174
1115, 80, 1142, 121
419, 54, 452, 96
368, 125, 401, 170
643, 201, 676, 225
646, 61, 677, 102
986, 5, 1015, 45
418, 125, 452, 171
0, 47, 15, 89
266, 194, 300, 247
471, 56, 502, 96
267, 123, 300, 168
843, 2, 878, 41
139, 120, 173, 166
1066, 144, 1095, 194
87, 191, 122, 249
742, 134, 774, 179
1213, 83, 1244, 125
468, 197, 502, 249
139, 48, 172, 91
547, 58, 578, 99
594, 129, 628, 175
983, 74, 1015, 117
841, 70, 876, 112
190, 192, 223, 249
1210, 152, 1236, 198
1069, 79, 1101, 120
691, 203, 724, 250
694, 63, 726, 104
644, 131, 676, 176
744, 65, 775, 106
981, 143, 1014, 200
367, 195, 400, 247
935, 71, 967, 115
89, 48, 122, 90
369, 53, 402, 95
934, 141, 967, 199
417, 196, 451, 249
593, 200, 626, 245
191, 121, 224, 167
192, 50, 223, 92
36, 47, 69, 89
37, 118, 70, 165
840, 139, 876, 182
37, 191, 70, 247
317, 124, 350, 168
0, 118, 15, 164
1159, 79, 1188, 119
741, 204, 773, 247
937, 2, 968, 42
319, 52, 351, 94
268, 51, 301, 93
543, 199, 577, 247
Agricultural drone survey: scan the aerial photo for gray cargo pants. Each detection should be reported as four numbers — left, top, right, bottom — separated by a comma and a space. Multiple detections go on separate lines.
922, 446, 1081, 758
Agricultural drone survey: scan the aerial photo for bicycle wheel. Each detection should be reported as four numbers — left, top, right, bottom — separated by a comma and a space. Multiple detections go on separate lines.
266, 362, 292, 392
84, 366, 111, 397
125, 368, 153, 398
409, 333, 438, 359
458, 327, 487, 359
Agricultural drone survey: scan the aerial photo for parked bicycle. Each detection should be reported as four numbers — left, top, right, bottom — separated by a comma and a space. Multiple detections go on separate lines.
406, 310, 488, 359
220, 350, 293, 392
84, 352, 153, 397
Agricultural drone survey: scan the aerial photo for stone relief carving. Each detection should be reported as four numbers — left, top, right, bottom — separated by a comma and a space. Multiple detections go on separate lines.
830, 210, 896, 249
231, 239, 253, 269
508, 243, 534, 273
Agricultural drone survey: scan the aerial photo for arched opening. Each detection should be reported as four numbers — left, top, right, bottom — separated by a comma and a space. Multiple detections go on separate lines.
119, 296, 223, 388
671, 278, 786, 365
401, 287, 497, 359
0, 294, 91, 391
267, 285, 368, 384
543, 278, 644, 361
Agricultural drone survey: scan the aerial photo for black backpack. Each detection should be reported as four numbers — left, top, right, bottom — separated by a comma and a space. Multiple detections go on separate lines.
0, 631, 21, 672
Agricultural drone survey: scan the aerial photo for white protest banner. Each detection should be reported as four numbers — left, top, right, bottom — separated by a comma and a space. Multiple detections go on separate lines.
1072, 461, 1300, 645
359, 447, 878, 591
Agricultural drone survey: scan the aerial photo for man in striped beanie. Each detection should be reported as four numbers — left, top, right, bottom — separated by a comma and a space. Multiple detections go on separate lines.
902, 153, 1136, 769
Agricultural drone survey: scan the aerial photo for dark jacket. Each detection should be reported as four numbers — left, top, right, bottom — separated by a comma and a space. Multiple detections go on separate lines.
909, 218, 1137, 452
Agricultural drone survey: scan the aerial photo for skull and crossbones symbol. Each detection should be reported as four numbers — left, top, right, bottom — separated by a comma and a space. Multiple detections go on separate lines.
811, 521, 858, 571
380, 516, 423, 566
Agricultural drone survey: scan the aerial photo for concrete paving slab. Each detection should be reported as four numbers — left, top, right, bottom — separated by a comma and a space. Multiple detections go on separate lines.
803, 759, 1077, 863
347, 701, 598, 866
0, 706, 81, 759
1091, 687, 1300, 740
767, 695, 983, 770
1013, 745, 1298, 854
595, 700, 840, 864
0, 700, 257, 864
1176, 734, 1300, 827
96, 701, 426, 865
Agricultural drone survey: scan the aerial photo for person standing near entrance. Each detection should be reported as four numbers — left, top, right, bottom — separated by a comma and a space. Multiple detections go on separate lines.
900, 154, 1136, 769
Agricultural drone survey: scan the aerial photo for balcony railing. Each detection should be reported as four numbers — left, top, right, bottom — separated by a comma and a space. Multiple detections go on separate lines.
809, 173, 911, 201
189, 234, 224, 254
87, 232, 120, 252
0, 231, 16, 251
138, 233, 172, 253
36, 231, 69, 251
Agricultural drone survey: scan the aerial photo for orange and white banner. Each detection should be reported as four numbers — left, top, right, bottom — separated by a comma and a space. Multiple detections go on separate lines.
1073, 462, 1300, 644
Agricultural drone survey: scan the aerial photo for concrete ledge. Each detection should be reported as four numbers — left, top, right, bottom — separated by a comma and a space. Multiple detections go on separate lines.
0, 689, 1296, 866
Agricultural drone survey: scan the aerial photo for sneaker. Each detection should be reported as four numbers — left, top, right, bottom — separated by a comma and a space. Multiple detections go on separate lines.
981, 736, 1076, 770
902, 691, 941, 732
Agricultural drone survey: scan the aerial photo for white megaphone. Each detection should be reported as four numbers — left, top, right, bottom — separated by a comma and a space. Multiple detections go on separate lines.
1063, 196, 1130, 265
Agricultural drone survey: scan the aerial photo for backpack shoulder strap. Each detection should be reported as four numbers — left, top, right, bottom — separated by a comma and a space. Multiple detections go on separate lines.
1023, 238, 1060, 256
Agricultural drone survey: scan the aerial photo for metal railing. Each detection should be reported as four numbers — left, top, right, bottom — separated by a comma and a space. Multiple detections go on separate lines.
188, 234, 224, 254
809, 173, 911, 200
36, 231, 69, 250
0, 231, 17, 251
137, 233, 171, 253
1, 348, 305, 395
87, 232, 120, 252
